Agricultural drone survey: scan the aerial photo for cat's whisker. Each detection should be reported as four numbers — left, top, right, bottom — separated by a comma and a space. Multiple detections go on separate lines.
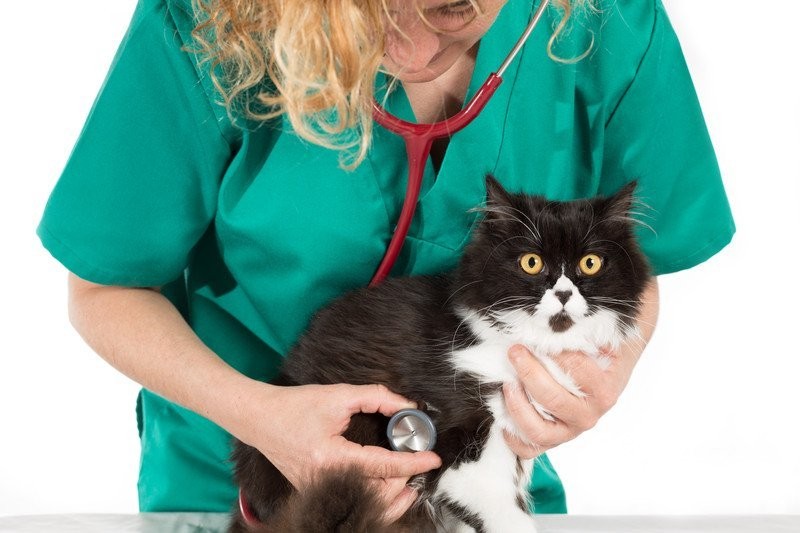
534, 200, 569, 240
630, 197, 658, 221
606, 213, 658, 237
590, 296, 641, 304
487, 305, 537, 327
589, 296, 642, 310
601, 196, 659, 236
489, 306, 537, 337
486, 222, 539, 244
477, 204, 542, 245
502, 205, 543, 245
619, 327, 648, 353
590, 301, 639, 310
596, 306, 657, 332
475, 296, 536, 317
481, 235, 540, 273
580, 201, 597, 245
452, 310, 483, 353
453, 298, 536, 351
444, 279, 483, 306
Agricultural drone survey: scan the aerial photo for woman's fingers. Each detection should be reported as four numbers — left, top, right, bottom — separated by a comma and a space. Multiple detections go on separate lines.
376, 478, 419, 524
330, 383, 441, 478
503, 429, 547, 459
503, 382, 574, 449
503, 344, 635, 455
553, 350, 619, 415
338, 438, 441, 479
346, 383, 417, 418
507, 346, 588, 427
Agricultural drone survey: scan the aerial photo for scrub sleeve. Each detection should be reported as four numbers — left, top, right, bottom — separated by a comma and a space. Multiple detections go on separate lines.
37, 0, 734, 515
598, 2, 737, 274
37, 0, 236, 287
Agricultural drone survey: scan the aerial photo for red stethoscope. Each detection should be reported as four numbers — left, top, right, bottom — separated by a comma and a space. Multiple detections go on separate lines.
369, 0, 551, 286
239, 0, 550, 525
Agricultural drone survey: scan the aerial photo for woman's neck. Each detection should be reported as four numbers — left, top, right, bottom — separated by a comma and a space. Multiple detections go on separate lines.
401, 43, 479, 125
400, 44, 479, 173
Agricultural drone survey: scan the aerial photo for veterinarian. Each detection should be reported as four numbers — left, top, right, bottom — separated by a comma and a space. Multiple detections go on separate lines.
38, 0, 734, 521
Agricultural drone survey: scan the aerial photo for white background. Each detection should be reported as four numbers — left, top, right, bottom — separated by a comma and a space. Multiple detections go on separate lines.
1, 0, 798, 518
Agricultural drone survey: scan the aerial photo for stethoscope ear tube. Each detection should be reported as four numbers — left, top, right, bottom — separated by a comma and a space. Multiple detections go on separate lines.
387, 409, 437, 452
369, 0, 551, 286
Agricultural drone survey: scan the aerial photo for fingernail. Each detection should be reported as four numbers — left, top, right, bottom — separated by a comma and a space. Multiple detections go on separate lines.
508, 346, 525, 364
399, 398, 417, 409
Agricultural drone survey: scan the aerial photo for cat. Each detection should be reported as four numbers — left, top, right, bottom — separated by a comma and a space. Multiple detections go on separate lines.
230, 175, 651, 532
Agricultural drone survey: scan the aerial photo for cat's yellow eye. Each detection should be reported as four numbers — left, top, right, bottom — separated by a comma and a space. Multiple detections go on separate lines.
579, 254, 603, 276
520, 253, 544, 275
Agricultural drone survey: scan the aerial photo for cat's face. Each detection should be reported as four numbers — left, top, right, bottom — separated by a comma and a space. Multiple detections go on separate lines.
455, 176, 650, 350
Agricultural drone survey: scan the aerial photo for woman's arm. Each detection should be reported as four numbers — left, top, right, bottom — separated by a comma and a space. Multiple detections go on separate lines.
67, 273, 440, 517
502, 277, 660, 457
68, 274, 256, 430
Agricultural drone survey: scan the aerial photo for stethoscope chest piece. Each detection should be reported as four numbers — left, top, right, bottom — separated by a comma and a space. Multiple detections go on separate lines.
387, 409, 437, 452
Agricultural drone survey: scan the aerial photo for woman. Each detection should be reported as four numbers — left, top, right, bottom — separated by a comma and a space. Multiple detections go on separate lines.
37, 0, 734, 522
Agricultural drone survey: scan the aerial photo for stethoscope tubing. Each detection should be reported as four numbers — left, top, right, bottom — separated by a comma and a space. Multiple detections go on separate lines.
369, 0, 551, 286
369, 73, 503, 286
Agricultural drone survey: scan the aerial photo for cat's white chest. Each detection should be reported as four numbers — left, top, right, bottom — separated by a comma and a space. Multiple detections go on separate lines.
433, 323, 597, 531
449, 306, 626, 429
450, 339, 582, 432
451, 320, 594, 410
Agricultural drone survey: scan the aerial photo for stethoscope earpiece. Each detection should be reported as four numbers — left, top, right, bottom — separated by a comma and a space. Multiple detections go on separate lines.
387, 409, 437, 452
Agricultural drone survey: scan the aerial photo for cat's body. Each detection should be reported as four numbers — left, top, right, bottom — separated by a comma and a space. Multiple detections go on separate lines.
231, 177, 650, 532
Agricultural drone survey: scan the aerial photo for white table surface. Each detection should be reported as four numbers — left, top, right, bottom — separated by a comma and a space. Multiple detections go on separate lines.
0, 514, 797, 532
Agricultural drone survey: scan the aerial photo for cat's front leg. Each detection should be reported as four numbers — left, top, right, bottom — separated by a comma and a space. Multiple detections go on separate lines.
434, 421, 537, 532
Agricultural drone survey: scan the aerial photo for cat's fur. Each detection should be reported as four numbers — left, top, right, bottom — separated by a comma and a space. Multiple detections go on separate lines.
230, 176, 650, 532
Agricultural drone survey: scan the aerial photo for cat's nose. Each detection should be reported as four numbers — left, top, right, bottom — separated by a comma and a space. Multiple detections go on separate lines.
555, 290, 572, 305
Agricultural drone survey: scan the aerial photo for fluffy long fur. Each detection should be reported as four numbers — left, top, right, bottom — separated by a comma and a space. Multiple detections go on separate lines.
230, 175, 650, 532
231, 467, 385, 532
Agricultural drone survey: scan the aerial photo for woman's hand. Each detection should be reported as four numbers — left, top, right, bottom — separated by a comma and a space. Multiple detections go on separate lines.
233, 381, 442, 523
502, 278, 659, 458
502, 344, 635, 458
67, 275, 436, 522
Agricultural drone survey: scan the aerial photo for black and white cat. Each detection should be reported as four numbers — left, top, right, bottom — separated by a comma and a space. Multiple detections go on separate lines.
231, 176, 650, 532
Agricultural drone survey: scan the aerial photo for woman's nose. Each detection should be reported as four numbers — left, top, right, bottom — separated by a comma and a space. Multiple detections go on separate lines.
385, 17, 443, 72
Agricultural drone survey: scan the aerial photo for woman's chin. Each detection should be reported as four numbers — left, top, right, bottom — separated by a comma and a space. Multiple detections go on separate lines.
382, 47, 456, 84
389, 69, 442, 84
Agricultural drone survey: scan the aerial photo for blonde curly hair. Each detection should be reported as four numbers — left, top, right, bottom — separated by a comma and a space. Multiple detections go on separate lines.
190, 0, 591, 167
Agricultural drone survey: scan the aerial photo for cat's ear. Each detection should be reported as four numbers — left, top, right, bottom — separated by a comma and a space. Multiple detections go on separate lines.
476, 175, 518, 237
603, 180, 638, 221
484, 174, 513, 209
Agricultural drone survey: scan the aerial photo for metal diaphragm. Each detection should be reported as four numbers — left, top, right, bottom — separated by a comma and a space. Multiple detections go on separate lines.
387, 409, 437, 452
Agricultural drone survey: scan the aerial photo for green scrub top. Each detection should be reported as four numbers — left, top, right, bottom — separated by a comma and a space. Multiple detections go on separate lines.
38, 0, 734, 514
